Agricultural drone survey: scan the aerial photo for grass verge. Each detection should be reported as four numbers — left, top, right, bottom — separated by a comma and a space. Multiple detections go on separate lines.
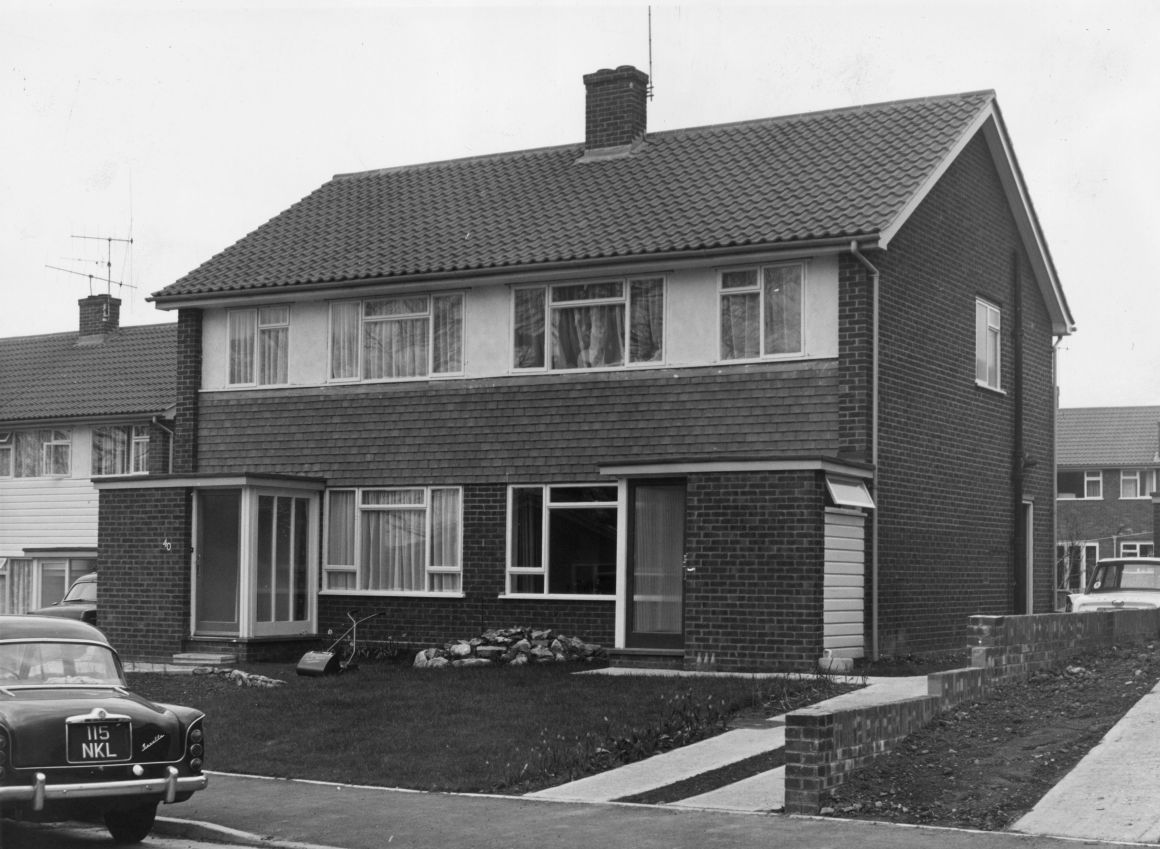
131, 662, 847, 794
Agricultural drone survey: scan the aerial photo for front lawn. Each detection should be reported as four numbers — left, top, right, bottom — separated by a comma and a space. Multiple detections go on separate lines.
131, 661, 845, 794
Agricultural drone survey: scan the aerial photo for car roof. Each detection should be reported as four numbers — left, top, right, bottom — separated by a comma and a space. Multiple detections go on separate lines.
73, 572, 97, 582
0, 615, 111, 644
1097, 558, 1160, 566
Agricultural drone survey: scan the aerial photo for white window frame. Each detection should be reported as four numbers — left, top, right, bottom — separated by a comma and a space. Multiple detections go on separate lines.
975, 298, 1002, 390
511, 277, 665, 372
1057, 469, 1103, 500
0, 432, 11, 478
328, 293, 464, 383
1121, 541, 1155, 558
227, 305, 290, 387
506, 484, 619, 599
91, 424, 151, 477
718, 262, 806, 361
1120, 469, 1158, 500
322, 486, 463, 595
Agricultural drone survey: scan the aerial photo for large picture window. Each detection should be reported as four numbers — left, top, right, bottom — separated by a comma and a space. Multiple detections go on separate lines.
1058, 470, 1102, 500
719, 264, 803, 360
329, 294, 463, 381
228, 306, 289, 386
8, 430, 71, 478
324, 487, 462, 593
975, 298, 1001, 390
508, 485, 617, 596
513, 278, 663, 370
91, 425, 150, 476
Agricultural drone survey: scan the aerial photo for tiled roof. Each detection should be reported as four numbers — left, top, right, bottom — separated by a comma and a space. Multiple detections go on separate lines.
1057, 406, 1160, 467
153, 91, 996, 301
0, 323, 177, 423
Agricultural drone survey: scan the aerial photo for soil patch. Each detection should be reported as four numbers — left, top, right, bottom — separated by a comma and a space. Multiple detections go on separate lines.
824, 642, 1160, 831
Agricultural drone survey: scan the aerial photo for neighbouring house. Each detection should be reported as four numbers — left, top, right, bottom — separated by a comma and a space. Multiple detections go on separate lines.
96, 66, 1074, 671
0, 295, 176, 613
1056, 405, 1160, 605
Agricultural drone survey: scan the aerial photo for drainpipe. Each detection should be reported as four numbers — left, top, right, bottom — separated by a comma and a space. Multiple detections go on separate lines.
850, 241, 880, 660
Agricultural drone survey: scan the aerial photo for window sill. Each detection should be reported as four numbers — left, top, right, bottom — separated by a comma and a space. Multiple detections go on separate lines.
975, 380, 1007, 396
499, 593, 616, 602
319, 590, 465, 599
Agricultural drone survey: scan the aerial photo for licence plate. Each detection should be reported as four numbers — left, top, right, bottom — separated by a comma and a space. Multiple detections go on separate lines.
67, 720, 132, 763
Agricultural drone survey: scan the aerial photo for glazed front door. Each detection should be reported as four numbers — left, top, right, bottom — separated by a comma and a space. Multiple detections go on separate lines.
626, 481, 686, 649
253, 494, 312, 636
195, 489, 241, 634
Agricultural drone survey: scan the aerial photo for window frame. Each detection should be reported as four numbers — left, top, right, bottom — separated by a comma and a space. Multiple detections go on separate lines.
227, 305, 291, 387
91, 424, 151, 478
1057, 469, 1103, 500
717, 262, 806, 362
975, 298, 1002, 391
1121, 541, 1156, 558
505, 484, 619, 599
0, 432, 11, 478
8, 429, 72, 479
1120, 469, 1158, 500
321, 486, 463, 595
511, 276, 665, 372
328, 292, 465, 383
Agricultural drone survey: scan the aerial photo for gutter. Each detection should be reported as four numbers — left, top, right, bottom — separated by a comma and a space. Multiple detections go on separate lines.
849, 241, 881, 661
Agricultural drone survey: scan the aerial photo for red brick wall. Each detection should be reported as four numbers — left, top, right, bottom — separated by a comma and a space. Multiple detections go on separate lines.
98, 487, 192, 660
174, 309, 202, 474
684, 471, 826, 671
869, 132, 1058, 655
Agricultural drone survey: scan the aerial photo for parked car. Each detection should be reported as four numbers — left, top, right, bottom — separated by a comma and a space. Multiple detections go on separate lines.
0, 616, 206, 843
28, 572, 98, 626
1067, 558, 1160, 612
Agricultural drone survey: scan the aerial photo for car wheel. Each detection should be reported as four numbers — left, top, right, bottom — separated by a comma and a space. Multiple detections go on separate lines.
104, 802, 157, 843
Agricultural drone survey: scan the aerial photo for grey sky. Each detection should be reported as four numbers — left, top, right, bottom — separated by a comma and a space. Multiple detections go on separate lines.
3, 0, 1157, 408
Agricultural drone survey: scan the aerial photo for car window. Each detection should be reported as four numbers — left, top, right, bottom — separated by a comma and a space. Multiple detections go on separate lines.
1121, 565, 1160, 589
62, 579, 97, 603
0, 641, 123, 685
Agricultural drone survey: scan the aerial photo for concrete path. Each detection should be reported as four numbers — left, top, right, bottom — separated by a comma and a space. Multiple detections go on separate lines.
1013, 677, 1160, 843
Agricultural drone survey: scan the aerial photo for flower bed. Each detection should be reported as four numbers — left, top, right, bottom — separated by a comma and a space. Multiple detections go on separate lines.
412, 627, 606, 668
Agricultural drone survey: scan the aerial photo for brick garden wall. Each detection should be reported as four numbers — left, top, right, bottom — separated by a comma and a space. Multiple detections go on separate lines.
784, 609, 1160, 814
98, 486, 192, 660
868, 132, 1058, 656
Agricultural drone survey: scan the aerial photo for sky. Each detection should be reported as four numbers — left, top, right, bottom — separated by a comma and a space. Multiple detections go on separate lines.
2, 0, 1158, 408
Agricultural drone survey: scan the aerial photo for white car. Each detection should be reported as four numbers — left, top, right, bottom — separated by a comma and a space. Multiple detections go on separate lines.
1068, 558, 1160, 612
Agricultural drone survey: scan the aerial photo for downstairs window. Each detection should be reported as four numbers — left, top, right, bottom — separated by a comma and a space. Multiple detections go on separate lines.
508, 485, 617, 596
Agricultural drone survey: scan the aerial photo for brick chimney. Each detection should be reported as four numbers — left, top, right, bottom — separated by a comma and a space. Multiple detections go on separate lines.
583, 65, 649, 150
78, 294, 121, 337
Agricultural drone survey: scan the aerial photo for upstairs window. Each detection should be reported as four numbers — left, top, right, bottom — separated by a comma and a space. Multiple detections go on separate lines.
975, 298, 1001, 390
92, 425, 151, 476
329, 294, 463, 381
11, 430, 71, 478
1121, 470, 1158, 500
228, 306, 289, 386
513, 278, 664, 370
323, 487, 462, 594
0, 433, 10, 477
1058, 470, 1102, 500
719, 264, 804, 360
1122, 542, 1156, 558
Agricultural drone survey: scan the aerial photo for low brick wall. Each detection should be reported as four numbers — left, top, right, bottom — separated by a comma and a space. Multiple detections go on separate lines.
783, 609, 1160, 814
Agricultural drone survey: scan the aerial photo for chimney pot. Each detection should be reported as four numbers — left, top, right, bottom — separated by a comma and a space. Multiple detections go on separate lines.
583, 65, 649, 150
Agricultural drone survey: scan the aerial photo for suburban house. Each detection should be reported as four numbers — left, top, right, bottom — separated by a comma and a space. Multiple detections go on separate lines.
95, 66, 1074, 671
1056, 405, 1160, 603
0, 295, 176, 613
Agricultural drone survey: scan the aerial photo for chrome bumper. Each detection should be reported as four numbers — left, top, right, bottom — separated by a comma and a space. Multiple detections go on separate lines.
0, 766, 208, 811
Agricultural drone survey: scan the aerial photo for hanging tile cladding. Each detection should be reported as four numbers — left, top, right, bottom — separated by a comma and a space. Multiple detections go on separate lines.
196, 361, 839, 483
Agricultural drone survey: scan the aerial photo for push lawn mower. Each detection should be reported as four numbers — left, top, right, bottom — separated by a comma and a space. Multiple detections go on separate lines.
296, 610, 382, 676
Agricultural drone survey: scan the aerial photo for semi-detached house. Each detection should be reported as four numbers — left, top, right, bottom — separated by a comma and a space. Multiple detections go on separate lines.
0, 297, 175, 614
96, 66, 1075, 671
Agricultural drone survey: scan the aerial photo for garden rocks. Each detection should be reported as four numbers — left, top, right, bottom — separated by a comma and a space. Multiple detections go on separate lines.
412, 627, 605, 669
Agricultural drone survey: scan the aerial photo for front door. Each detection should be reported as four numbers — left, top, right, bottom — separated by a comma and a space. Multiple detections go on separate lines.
195, 489, 241, 634
626, 480, 686, 649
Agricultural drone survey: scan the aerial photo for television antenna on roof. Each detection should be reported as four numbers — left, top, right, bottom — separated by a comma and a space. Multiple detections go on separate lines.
45, 234, 136, 296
